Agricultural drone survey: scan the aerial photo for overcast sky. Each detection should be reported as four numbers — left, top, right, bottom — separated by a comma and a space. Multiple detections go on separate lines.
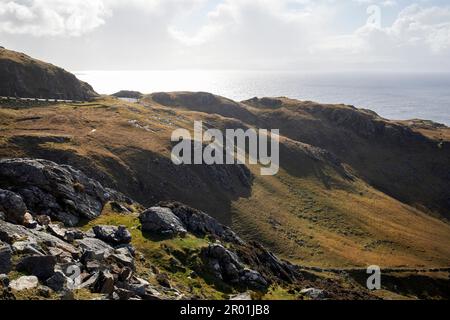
1, 0, 450, 72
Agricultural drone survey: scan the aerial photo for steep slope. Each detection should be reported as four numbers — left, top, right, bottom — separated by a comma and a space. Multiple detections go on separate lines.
0, 48, 97, 100
1, 158, 448, 300
242, 97, 450, 219
1, 95, 449, 269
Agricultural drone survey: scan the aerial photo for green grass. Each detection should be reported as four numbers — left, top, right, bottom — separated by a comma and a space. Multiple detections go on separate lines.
80, 203, 233, 299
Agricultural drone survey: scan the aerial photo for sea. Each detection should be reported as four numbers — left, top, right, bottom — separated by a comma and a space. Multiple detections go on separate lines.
75, 71, 450, 126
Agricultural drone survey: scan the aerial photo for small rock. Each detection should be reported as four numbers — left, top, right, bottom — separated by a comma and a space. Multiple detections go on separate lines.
23, 212, 38, 229
0, 274, 9, 287
156, 273, 171, 288
127, 277, 149, 296
300, 288, 326, 300
47, 224, 83, 242
17, 255, 56, 280
0, 242, 12, 274
36, 215, 51, 226
110, 202, 130, 213
0, 211, 5, 221
139, 207, 187, 237
0, 189, 27, 225
12, 239, 43, 255
119, 267, 133, 282
48, 247, 73, 263
46, 270, 71, 292
113, 288, 134, 300
109, 250, 135, 269
76, 237, 113, 255
230, 292, 252, 300
93, 270, 115, 294
9, 276, 39, 291
37, 285, 52, 298
93, 225, 132, 245
79, 272, 99, 290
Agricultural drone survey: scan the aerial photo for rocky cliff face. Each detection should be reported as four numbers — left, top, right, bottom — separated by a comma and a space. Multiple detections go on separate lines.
0, 48, 97, 100
0, 158, 383, 300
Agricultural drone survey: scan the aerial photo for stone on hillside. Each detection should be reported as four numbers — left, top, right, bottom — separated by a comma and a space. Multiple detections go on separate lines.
108, 250, 135, 269
46, 270, 71, 292
0, 274, 9, 287
23, 212, 37, 229
159, 202, 243, 244
93, 270, 115, 294
9, 276, 39, 291
0, 242, 12, 274
155, 273, 171, 288
139, 207, 187, 237
110, 201, 131, 213
239, 269, 268, 291
0, 220, 79, 258
76, 237, 113, 256
17, 255, 56, 280
300, 288, 326, 300
48, 224, 83, 242
0, 159, 127, 226
230, 292, 252, 300
92, 225, 132, 245
0, 189, 27, 225
36, 215, 51, 226
12, 239, 44, 255
201, 244, 269, 291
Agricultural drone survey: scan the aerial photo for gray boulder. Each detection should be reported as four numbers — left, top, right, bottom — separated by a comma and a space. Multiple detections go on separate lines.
47, 224, 83, 242
17, 255, 56, 280
93, 270, 115, 294
46, 270, 71, 292
0, 189, 27, 225
0, 274, 9, 287
159, 202, 243, 244
92, 225, 132, 245
0, 219, 80, 258
9, 276, 39, 291
139, 207, 187, 237
0, 158, 127, 226
300, 288, 326, 300
201, 244, 269, 291
76, 237, 113, 255
0, 242, 12, 274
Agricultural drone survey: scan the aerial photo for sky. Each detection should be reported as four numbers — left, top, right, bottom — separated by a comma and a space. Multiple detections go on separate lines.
0, 0, 450, 72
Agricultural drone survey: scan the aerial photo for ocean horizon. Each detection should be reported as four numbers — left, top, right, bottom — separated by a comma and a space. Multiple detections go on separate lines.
75, 70, 450, 126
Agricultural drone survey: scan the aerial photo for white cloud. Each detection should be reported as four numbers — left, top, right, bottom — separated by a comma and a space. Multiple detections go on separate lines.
0, 0, 109, 36
0, 0, 449, 71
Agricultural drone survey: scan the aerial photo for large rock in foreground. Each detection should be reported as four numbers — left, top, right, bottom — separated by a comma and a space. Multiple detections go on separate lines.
0, 47, 97, 100
0, 158, 128, 226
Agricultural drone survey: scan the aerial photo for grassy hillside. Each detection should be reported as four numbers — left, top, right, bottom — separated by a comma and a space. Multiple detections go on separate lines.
0, 94, 449, 269
0, 47, 97, 100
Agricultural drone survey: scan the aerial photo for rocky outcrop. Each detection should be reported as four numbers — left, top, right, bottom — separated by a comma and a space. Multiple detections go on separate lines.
0, 47, 97, 100
0, 158, 130, 226
201, 244, 269, 291
139, 207, 187, 237
9, 276, 39, 291
92, 225, 132, 245
0, 189, 27, 225
159, 202, 243, 244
